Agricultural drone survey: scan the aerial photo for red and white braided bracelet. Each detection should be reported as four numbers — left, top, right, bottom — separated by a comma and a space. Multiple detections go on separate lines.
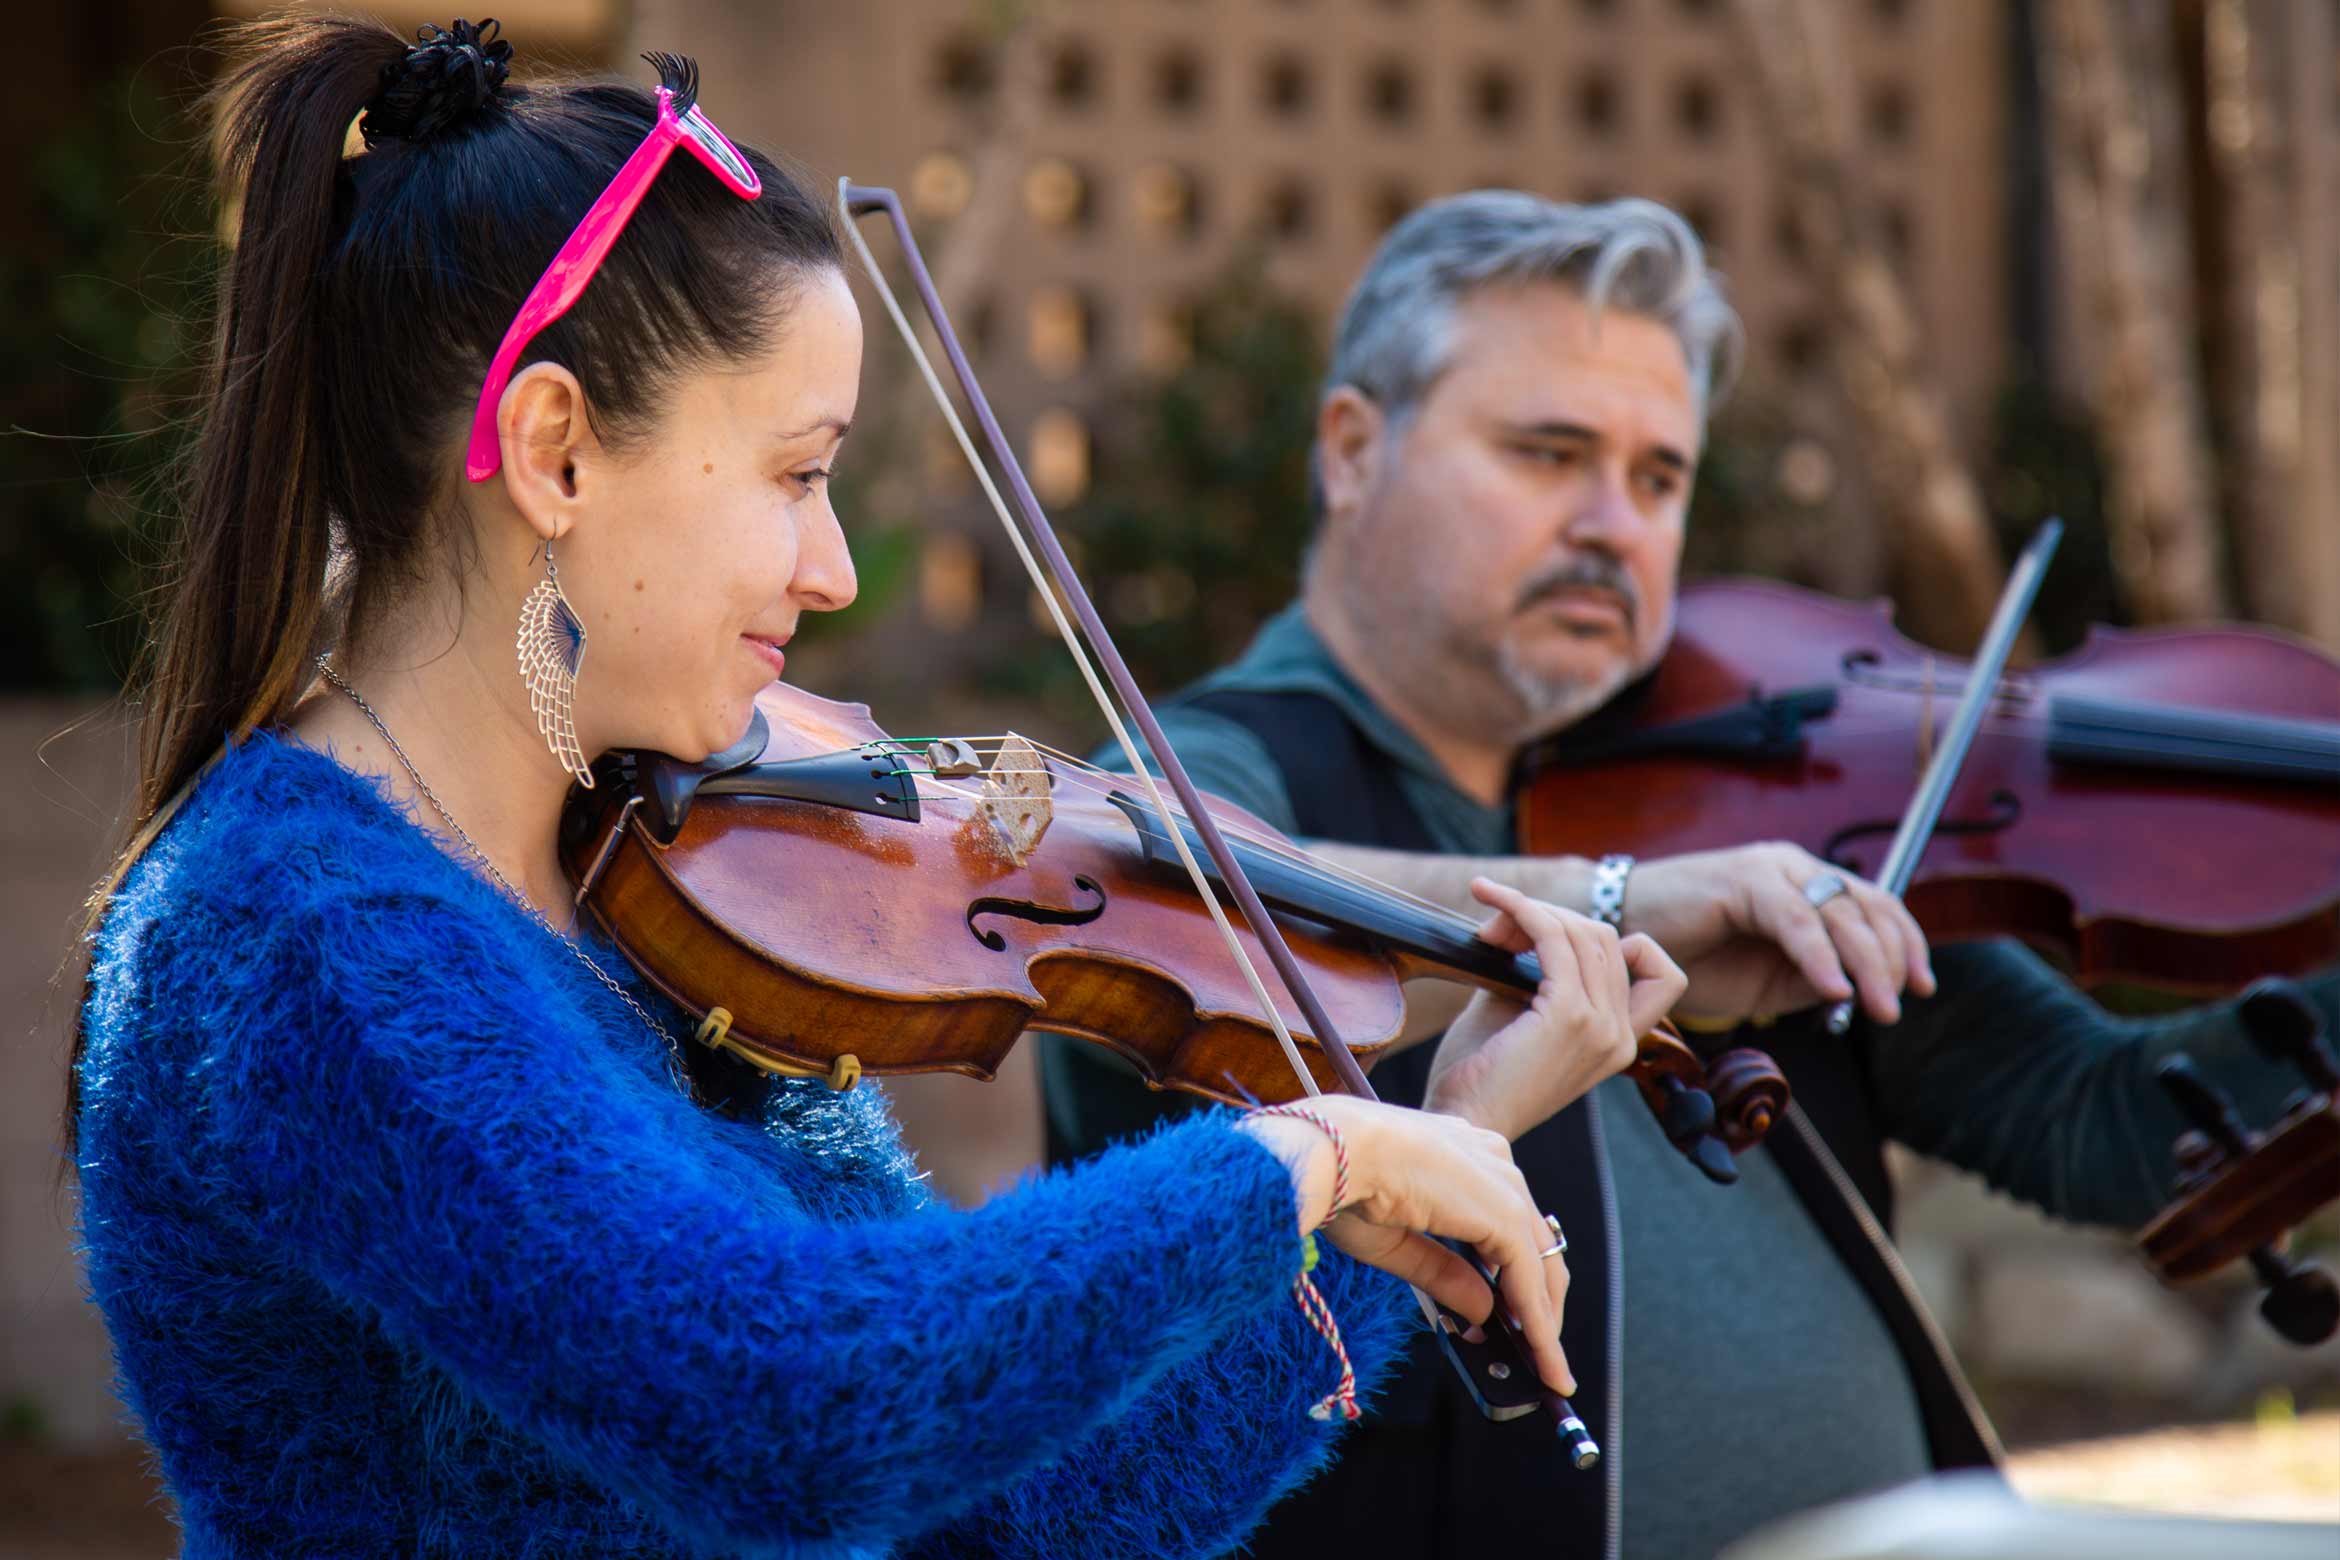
1249, 1103, 1361, 1422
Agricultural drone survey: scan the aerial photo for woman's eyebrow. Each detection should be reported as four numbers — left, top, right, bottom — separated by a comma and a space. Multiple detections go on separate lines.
774, 415, 853, 441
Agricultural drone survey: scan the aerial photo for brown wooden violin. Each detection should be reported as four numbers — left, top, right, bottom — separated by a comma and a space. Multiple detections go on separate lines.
1518, 578, 2340, 991
559, 680, 1788, 1182
588, 177, 1771, 1457
1516, 568, 2340, 1339
2140, 980, 2340, 1344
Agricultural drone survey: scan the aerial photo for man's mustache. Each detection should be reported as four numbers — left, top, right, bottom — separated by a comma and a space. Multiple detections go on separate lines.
1514, 557, 1639, 632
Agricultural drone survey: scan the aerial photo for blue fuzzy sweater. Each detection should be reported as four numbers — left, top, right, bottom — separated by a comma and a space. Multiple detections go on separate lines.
75, 733, 1415, 1559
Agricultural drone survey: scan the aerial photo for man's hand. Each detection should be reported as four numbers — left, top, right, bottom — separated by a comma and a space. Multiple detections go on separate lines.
1308, 839, 1937, 1033
1422, 879, 1687, 1140
1616, 843, 1935, 1025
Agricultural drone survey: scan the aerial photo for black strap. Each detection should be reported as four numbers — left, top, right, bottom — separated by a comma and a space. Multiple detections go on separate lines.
1184, 690, 1440, 852
1744, 1014, 1899, 1225
1764, 1110, 2002, 1469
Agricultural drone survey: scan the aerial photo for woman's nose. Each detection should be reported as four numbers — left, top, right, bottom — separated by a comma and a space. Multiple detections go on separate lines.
792, 502, 858, 613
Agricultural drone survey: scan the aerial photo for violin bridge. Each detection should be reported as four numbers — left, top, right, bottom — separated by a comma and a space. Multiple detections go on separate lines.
979, 733, 1052, 865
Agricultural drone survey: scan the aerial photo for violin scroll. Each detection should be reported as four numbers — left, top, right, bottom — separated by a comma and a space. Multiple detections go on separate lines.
1704, 1047, 1793, 1153
2135, 980, 2340, 1345
1626, 1027, 1788, 1184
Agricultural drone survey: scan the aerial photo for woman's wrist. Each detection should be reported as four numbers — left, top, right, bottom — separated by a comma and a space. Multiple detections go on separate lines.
1234, 1109, 1344, 1236
1421, 1047, 1518, 1140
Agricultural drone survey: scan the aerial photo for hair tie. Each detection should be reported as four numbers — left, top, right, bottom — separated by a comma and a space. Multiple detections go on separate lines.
362, 17, 514, 148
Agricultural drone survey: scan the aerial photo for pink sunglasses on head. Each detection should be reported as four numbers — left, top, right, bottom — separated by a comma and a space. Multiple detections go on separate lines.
465, 52, 762, 482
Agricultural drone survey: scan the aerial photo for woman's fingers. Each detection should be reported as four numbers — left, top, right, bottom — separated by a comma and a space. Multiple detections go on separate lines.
1329, 1220, 1493, 1323
1469, 900, 1531, 955
1481, 1189, 1575, 1395
1448, 1143, 1572, 1394
1620, 932, 1687, 1036
1328, 1103, 1577, 1392
1469, 878, 1570, 968
1476, 878, 1603, 1018
1561, 908, 1624, 1014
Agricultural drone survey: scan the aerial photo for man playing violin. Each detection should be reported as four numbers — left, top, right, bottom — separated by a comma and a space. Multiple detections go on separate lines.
1042, 190, 2340, 1559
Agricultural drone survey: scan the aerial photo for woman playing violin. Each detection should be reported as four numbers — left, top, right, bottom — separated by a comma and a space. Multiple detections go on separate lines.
69, 17, 1684, 1558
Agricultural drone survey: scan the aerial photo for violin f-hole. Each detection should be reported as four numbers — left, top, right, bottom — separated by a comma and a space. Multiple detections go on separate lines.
966, 876, 1110, 951
1823, 789, 2022, 873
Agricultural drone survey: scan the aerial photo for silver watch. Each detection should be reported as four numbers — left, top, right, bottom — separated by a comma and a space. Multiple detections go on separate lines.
1589, 853, 1635, 928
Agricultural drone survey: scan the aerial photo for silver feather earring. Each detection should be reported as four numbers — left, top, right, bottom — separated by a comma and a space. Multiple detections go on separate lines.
517, 538, 595, 788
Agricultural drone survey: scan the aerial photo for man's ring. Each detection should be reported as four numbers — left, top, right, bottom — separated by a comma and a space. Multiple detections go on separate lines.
1539, 1214, 1568, 1259
1802, 872, 1849, 910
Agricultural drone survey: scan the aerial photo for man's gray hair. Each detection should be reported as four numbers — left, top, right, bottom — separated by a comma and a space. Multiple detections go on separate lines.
1325, 191, 1745, 427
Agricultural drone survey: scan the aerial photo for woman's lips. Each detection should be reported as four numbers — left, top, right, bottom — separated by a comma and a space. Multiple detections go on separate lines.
744, 635, 789, 678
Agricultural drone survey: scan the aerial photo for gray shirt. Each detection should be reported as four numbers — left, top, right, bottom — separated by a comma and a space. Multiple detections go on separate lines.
1054, 602, 2328, 1557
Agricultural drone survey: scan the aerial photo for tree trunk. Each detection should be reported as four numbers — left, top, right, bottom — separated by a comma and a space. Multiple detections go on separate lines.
2040, 0, 2230, 624
2283, 0, 2340, 650
2192, 0, 2329, 640
1729, 0, 2010, 653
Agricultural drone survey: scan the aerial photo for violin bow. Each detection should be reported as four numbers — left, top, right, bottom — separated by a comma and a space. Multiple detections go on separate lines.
839, 182, 1599, 1462
1823, 517, 2063, 1033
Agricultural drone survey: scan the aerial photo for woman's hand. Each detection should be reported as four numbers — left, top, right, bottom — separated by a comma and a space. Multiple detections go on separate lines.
1237, 1097, 1577, 1395
1422, 879, 1687, 1141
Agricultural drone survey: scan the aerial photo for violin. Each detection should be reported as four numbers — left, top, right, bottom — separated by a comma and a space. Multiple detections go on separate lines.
558, 177, 1768, 1457
2139, 980, 2339, 1345
559, 680, 1789, 1182
1518, 578, 2340, 990
1516, 573, 2340, 1341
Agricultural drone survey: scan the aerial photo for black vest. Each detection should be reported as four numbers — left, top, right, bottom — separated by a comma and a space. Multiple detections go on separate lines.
1178, 689, 1999, 1560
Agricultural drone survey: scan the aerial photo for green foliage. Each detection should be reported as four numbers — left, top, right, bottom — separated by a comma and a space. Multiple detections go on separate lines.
1037, 254, 1322, 701
0, 72, 209, 692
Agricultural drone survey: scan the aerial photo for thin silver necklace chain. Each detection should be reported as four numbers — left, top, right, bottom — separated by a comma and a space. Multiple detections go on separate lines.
313, 655, 691, 1091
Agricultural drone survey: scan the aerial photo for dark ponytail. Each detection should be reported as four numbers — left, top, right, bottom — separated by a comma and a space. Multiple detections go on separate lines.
138, 14, 407, 830
71, 13, 842, 1148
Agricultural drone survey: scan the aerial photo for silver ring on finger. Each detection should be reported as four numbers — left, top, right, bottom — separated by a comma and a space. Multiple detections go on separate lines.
1801, 871, 1849, 911
1539, 1213, 1568, 1259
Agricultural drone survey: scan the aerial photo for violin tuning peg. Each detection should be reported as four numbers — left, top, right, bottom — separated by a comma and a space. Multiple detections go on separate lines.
2170, 1128, 2225, 1184
1688, 1134, 1739, 1186
2252, 1253, 2340, 1347
1659, 1077, 1719, 1146
2155, 1056, 2254, 1157
2239, 980, 2340, 1096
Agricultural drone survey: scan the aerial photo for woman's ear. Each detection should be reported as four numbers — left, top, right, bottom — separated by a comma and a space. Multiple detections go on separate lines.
1315, 386, 1387, 535
497, 362, 593, 544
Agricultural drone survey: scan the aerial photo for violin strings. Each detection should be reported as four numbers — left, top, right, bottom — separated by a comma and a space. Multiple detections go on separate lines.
894, 734, 1481, 926
841, 185, 1323, 1094
889, 739, 1487, 938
